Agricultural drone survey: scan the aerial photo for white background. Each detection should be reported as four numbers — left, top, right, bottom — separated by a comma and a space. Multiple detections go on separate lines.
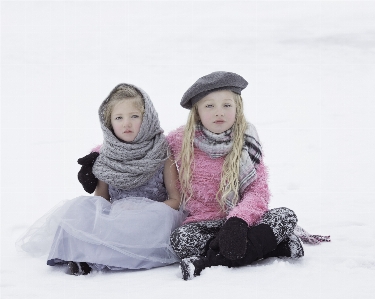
1, 0, 375, 298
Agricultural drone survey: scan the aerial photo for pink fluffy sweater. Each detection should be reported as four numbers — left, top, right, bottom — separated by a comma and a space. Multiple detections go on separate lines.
166, 126, 270, 226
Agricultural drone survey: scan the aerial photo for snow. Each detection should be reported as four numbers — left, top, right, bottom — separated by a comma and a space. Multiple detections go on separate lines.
1, 1, 375, 298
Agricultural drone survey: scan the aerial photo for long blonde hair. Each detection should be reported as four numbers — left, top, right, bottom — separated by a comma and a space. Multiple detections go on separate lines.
178, 93, 248, 212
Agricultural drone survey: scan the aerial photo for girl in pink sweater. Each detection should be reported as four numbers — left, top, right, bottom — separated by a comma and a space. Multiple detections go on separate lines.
167, 71, 329, 280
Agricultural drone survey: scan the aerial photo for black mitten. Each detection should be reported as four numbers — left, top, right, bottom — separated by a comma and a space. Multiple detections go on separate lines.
77, 152, 99, 194
208, 236, 220, 252
218, 217, 249, 260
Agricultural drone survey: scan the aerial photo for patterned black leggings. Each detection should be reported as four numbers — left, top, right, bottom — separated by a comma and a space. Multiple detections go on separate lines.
170, 207, 301, 259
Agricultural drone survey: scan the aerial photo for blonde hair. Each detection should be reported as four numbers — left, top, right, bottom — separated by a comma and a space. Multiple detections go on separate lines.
103, 86, 144, 129
178, 93, 247, 212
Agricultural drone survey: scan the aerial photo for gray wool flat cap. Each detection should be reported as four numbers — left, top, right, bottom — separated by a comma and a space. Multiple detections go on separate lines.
180, 71, 248, 109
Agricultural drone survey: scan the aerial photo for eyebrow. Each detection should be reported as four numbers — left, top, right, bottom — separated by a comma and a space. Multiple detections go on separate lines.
201, 98, 234, 103
113, 111, 141, 115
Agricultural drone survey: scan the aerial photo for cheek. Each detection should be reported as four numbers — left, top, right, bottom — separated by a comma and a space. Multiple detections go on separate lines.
197, 108, 204, 119
229, 111, 237, 122
198, 111, 208, 120
136, 119, 143, 130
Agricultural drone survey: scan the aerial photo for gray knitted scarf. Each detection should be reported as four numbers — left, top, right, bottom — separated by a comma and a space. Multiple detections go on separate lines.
194, 122, 262, 209
92, 84, 168, 191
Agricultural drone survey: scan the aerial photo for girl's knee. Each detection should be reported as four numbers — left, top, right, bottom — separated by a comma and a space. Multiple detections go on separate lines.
170, 227, 183, 250
170, 226, 196, 258
269, 207, 297, 222
170, 223, 214, 259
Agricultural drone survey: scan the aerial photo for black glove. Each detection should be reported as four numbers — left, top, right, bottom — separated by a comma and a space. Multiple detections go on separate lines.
77, 152, 99, 194
208, 236, 220, 252
216, 217, 249, 260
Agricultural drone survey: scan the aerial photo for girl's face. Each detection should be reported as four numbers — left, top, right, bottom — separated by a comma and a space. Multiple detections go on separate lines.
110, 99, 143, 142
196, 90, 236, 134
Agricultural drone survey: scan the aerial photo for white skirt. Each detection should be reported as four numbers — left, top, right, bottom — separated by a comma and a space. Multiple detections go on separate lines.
17, 196, 186, 270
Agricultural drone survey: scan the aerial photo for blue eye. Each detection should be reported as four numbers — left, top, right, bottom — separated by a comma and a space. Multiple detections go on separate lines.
115, 116, 122, 120
205, 104, 213, 108
131, 115, 139, 118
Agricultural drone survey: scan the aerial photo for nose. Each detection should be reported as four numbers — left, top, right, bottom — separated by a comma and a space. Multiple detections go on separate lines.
123, 120, 132, 127
215, 108, 224, 116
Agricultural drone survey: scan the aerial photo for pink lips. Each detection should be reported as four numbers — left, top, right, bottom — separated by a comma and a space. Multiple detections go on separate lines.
214, 120, 225, 124
124, 130, 132, 133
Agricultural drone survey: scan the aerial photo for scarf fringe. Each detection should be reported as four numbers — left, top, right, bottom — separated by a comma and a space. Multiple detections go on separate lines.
294, 225, 331, 244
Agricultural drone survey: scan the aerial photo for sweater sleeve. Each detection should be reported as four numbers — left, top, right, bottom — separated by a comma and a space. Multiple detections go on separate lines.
227, 160, 270, 226
165, 126, 184, 158
91, 144, 101, 153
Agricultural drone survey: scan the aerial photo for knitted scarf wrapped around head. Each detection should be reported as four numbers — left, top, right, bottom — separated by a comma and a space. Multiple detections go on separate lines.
92, 83, 168, 191
194, 122, 262, 209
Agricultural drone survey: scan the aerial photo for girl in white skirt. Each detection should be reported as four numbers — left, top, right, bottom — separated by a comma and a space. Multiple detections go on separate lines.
17, 83, 185, 275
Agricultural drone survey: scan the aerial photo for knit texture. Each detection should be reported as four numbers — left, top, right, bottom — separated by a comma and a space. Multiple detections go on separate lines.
77, 152, 100, 194
194, 121, 262, 210
170, 219, 225, 259
166, 126, 270, 226
180, 71, 248, 109
294, 225, 331, 244
108, 166, 167, 203
216, 216, 248, 260
92, 83, 168, 190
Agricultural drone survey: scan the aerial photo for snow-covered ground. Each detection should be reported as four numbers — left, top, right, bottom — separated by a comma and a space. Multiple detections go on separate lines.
1, 1, 375, 298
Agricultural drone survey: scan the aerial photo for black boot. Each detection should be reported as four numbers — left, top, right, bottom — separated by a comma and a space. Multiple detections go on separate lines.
80, 262, 92, 275
258, 207, 298, 244
180, 250, 234, 281
179, 225, 270, 281
240, 223, 278, 264
180, 209, 299, 280
180, 256, 209, 280
67, 261, 92, 276
265, 233, 304, 259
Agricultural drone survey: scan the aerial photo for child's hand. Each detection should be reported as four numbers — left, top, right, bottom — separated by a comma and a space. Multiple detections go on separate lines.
208, 236, 220, 252
77, 152, 99, 194
217, 217, 248, 260
77, 151, 99, 166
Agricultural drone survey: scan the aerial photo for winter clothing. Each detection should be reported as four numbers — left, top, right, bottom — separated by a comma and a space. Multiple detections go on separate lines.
214, 216, 248, 260
77, 151, 99, 194
173, 207, 300, 264
264, 233, 304, 259
181, 225, 276, 280
167, 122, 315, 280
180, 207, 298, 280
170, 219, 225, 259
67, 261, 91, 276
45, 177, 184, 270
258, 206, 298, 244
180, 71, 248, 109
92, 83, 168, 191
294, 225, 331, 244
194, 122, 262, 210
17, 83, 185, 272
44, 83, 184, 271
19, 162, 184, 271
108, 166, 167, 203
166, 126, 270, 226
